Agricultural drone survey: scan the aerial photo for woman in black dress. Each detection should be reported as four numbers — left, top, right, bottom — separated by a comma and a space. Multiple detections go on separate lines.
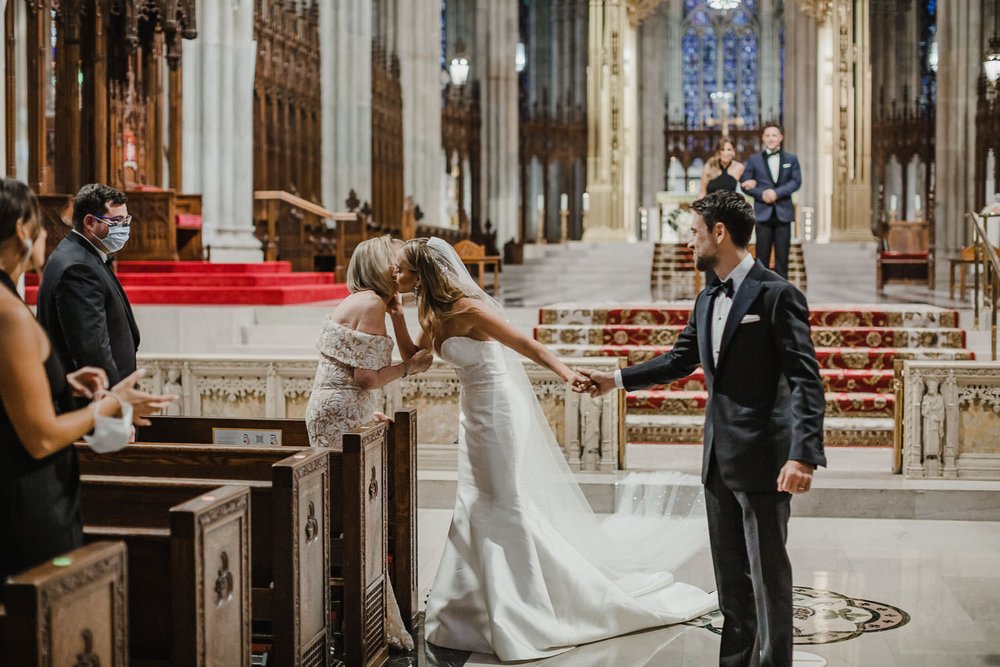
698, 138, 753, 197
0, 178, 175, 593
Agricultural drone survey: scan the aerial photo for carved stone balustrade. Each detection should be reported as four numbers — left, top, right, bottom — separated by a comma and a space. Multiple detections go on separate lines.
137, 354, 623, 472
902, 360, 1000, 480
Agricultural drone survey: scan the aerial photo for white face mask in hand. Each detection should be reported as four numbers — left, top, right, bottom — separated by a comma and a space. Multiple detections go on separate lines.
84, 400, 133, 453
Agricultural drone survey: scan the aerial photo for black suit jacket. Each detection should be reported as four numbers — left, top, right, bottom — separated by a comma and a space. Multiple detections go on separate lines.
36, 232, 140, 386
622, 260, 825, 492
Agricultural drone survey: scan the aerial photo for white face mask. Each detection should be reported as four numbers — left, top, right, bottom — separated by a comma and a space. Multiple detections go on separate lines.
84, 401, 133, 453
100, 225, 130, 254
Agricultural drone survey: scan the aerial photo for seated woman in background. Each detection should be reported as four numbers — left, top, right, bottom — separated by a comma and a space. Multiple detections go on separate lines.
698, 138, 753, 197
305, 234, 432, 650
0, 177, 176, 594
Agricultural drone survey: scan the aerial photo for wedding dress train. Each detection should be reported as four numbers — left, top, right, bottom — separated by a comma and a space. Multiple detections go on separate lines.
424, 337, 717, 661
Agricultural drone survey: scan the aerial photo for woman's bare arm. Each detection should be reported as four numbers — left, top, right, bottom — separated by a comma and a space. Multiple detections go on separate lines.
0, 308, 125, 459
463, 304, 585, 384
386, 295, 419, 360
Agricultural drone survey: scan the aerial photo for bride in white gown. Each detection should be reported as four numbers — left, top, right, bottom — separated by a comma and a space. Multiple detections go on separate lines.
394, 238, 717, 661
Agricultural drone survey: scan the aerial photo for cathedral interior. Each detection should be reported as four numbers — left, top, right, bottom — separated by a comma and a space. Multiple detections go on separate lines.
2, 1, 1000, 666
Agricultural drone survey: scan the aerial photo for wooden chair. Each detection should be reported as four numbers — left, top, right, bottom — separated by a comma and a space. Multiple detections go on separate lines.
454, 239, 501, 295
877, 219, 934, 292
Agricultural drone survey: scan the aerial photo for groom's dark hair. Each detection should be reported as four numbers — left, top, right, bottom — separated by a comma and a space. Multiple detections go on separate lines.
692, 190, 755, 248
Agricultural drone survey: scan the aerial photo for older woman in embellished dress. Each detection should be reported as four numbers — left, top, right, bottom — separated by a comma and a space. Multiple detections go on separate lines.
305, 235, 432, 650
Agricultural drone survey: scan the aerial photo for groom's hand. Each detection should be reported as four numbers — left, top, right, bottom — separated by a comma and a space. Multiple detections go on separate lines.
777, 460, 815, 494
575, 369, 617, 397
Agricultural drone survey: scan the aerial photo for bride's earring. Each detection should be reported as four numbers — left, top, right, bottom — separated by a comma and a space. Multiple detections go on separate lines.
413, 282, 421, 296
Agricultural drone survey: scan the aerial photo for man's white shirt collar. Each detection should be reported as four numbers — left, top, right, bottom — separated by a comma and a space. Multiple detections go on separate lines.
717, 252, 756, 298
73, 229, 108, 263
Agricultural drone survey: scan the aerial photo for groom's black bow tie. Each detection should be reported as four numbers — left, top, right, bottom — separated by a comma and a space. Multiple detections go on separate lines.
765, 149, 780, 158
707, 278, 734, 299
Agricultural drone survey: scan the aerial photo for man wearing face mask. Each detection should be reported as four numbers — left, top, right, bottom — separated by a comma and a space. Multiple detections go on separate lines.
37, 184, 140, 390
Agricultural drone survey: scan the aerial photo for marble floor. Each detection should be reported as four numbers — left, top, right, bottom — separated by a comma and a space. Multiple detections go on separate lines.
373, 509, 1000, 667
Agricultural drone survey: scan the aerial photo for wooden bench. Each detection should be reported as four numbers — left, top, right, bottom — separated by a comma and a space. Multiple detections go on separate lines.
455, 239, 501, 296
4, 484, 253, 667
78, 448, 327, 666
128, 415, 410, 667
877, 219, 934, 292
2, 542, 130, 667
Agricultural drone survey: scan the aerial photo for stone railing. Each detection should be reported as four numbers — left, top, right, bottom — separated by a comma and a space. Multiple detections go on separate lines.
901, 360, 1000, 480
137, 354, 623, 472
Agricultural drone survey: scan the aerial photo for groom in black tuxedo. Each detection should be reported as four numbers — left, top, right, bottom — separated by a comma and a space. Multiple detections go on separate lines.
740, 123, 801, 279
580, 190, 826, 667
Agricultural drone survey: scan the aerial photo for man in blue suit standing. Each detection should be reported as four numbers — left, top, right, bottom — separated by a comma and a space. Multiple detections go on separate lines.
740, 123, 801, 279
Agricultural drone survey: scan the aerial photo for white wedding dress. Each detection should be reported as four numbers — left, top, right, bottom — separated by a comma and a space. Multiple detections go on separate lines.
424, 336, 717, 661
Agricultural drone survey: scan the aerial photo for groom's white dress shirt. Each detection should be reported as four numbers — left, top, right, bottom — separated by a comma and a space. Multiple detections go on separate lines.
767, 150, 781, 184
613, 252, 756, 388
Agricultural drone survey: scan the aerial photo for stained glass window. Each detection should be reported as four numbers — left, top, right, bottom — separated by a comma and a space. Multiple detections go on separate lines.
681, 2, 761, 128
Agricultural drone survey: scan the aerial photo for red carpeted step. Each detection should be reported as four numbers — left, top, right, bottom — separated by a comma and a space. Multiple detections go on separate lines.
535, 324, 967, 349
659, 368, 894, 394
548, 343, 975, 368
627, 390, 893, 417
539, 304, 961, 329
24, 283, 349, 306
115, 261, 293, 274
113, 272, 336, 287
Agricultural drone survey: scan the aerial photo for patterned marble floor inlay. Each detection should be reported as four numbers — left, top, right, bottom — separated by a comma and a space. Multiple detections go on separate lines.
685, 586, 910, 644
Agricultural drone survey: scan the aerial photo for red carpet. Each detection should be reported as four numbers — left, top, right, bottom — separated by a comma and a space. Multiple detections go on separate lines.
25, 261, 349, 306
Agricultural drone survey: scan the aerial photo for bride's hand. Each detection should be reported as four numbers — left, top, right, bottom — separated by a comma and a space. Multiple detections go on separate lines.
405, 349, 434, 376
386, 293, 404, 317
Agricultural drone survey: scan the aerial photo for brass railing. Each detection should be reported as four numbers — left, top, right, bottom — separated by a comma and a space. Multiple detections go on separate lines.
970, 212, 1000, 360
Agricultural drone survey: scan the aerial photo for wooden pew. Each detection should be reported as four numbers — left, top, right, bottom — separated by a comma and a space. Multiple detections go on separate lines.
135, 411, 419, 627
132, 415, 414, 667
78, 448, 328, 666
2, 542, 129, 667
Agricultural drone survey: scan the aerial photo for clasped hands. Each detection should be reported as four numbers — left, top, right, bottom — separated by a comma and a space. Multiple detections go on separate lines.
564, 367, 816, 495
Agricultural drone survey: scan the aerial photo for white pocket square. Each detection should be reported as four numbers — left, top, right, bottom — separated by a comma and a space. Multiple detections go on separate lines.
782, 163, 792, 168
741, 314, 761, 324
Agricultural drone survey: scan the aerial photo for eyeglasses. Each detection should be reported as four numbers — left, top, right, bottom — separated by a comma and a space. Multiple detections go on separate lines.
94, 214, 132, 227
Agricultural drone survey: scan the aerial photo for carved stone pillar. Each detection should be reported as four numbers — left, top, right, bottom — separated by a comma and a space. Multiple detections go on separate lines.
637, 4, 666, 209
583, 0, 636, 242
182, 0, 260, 261
935, 0, 982, 253
321, 0, 373, 210
783, 1, 819, 225
476, 0, 520, 245
397, 0, 443, 227
830, 0, 874, 241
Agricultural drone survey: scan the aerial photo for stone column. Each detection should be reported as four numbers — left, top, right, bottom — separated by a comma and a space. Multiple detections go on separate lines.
182, 0, 260, 261
759, 0, 782, 121
476, 0, 520, 245
783, 1, 819, 228
397, 0, 443, 227
638, 5, 666, 208
321, 0, 372, 211
583, 0, 636, 241
935, 0, 982, 253
829, 0, 874, 241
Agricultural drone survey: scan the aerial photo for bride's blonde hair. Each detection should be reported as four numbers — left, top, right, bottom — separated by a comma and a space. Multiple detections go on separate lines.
400, 237, 478, 341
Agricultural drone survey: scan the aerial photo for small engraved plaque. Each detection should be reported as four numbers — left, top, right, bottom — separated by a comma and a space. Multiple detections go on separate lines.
212, 428, 282, 447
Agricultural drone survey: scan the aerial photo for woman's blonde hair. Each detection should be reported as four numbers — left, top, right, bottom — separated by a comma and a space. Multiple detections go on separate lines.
346, 235, 397, 300
400, 237, 474, 342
